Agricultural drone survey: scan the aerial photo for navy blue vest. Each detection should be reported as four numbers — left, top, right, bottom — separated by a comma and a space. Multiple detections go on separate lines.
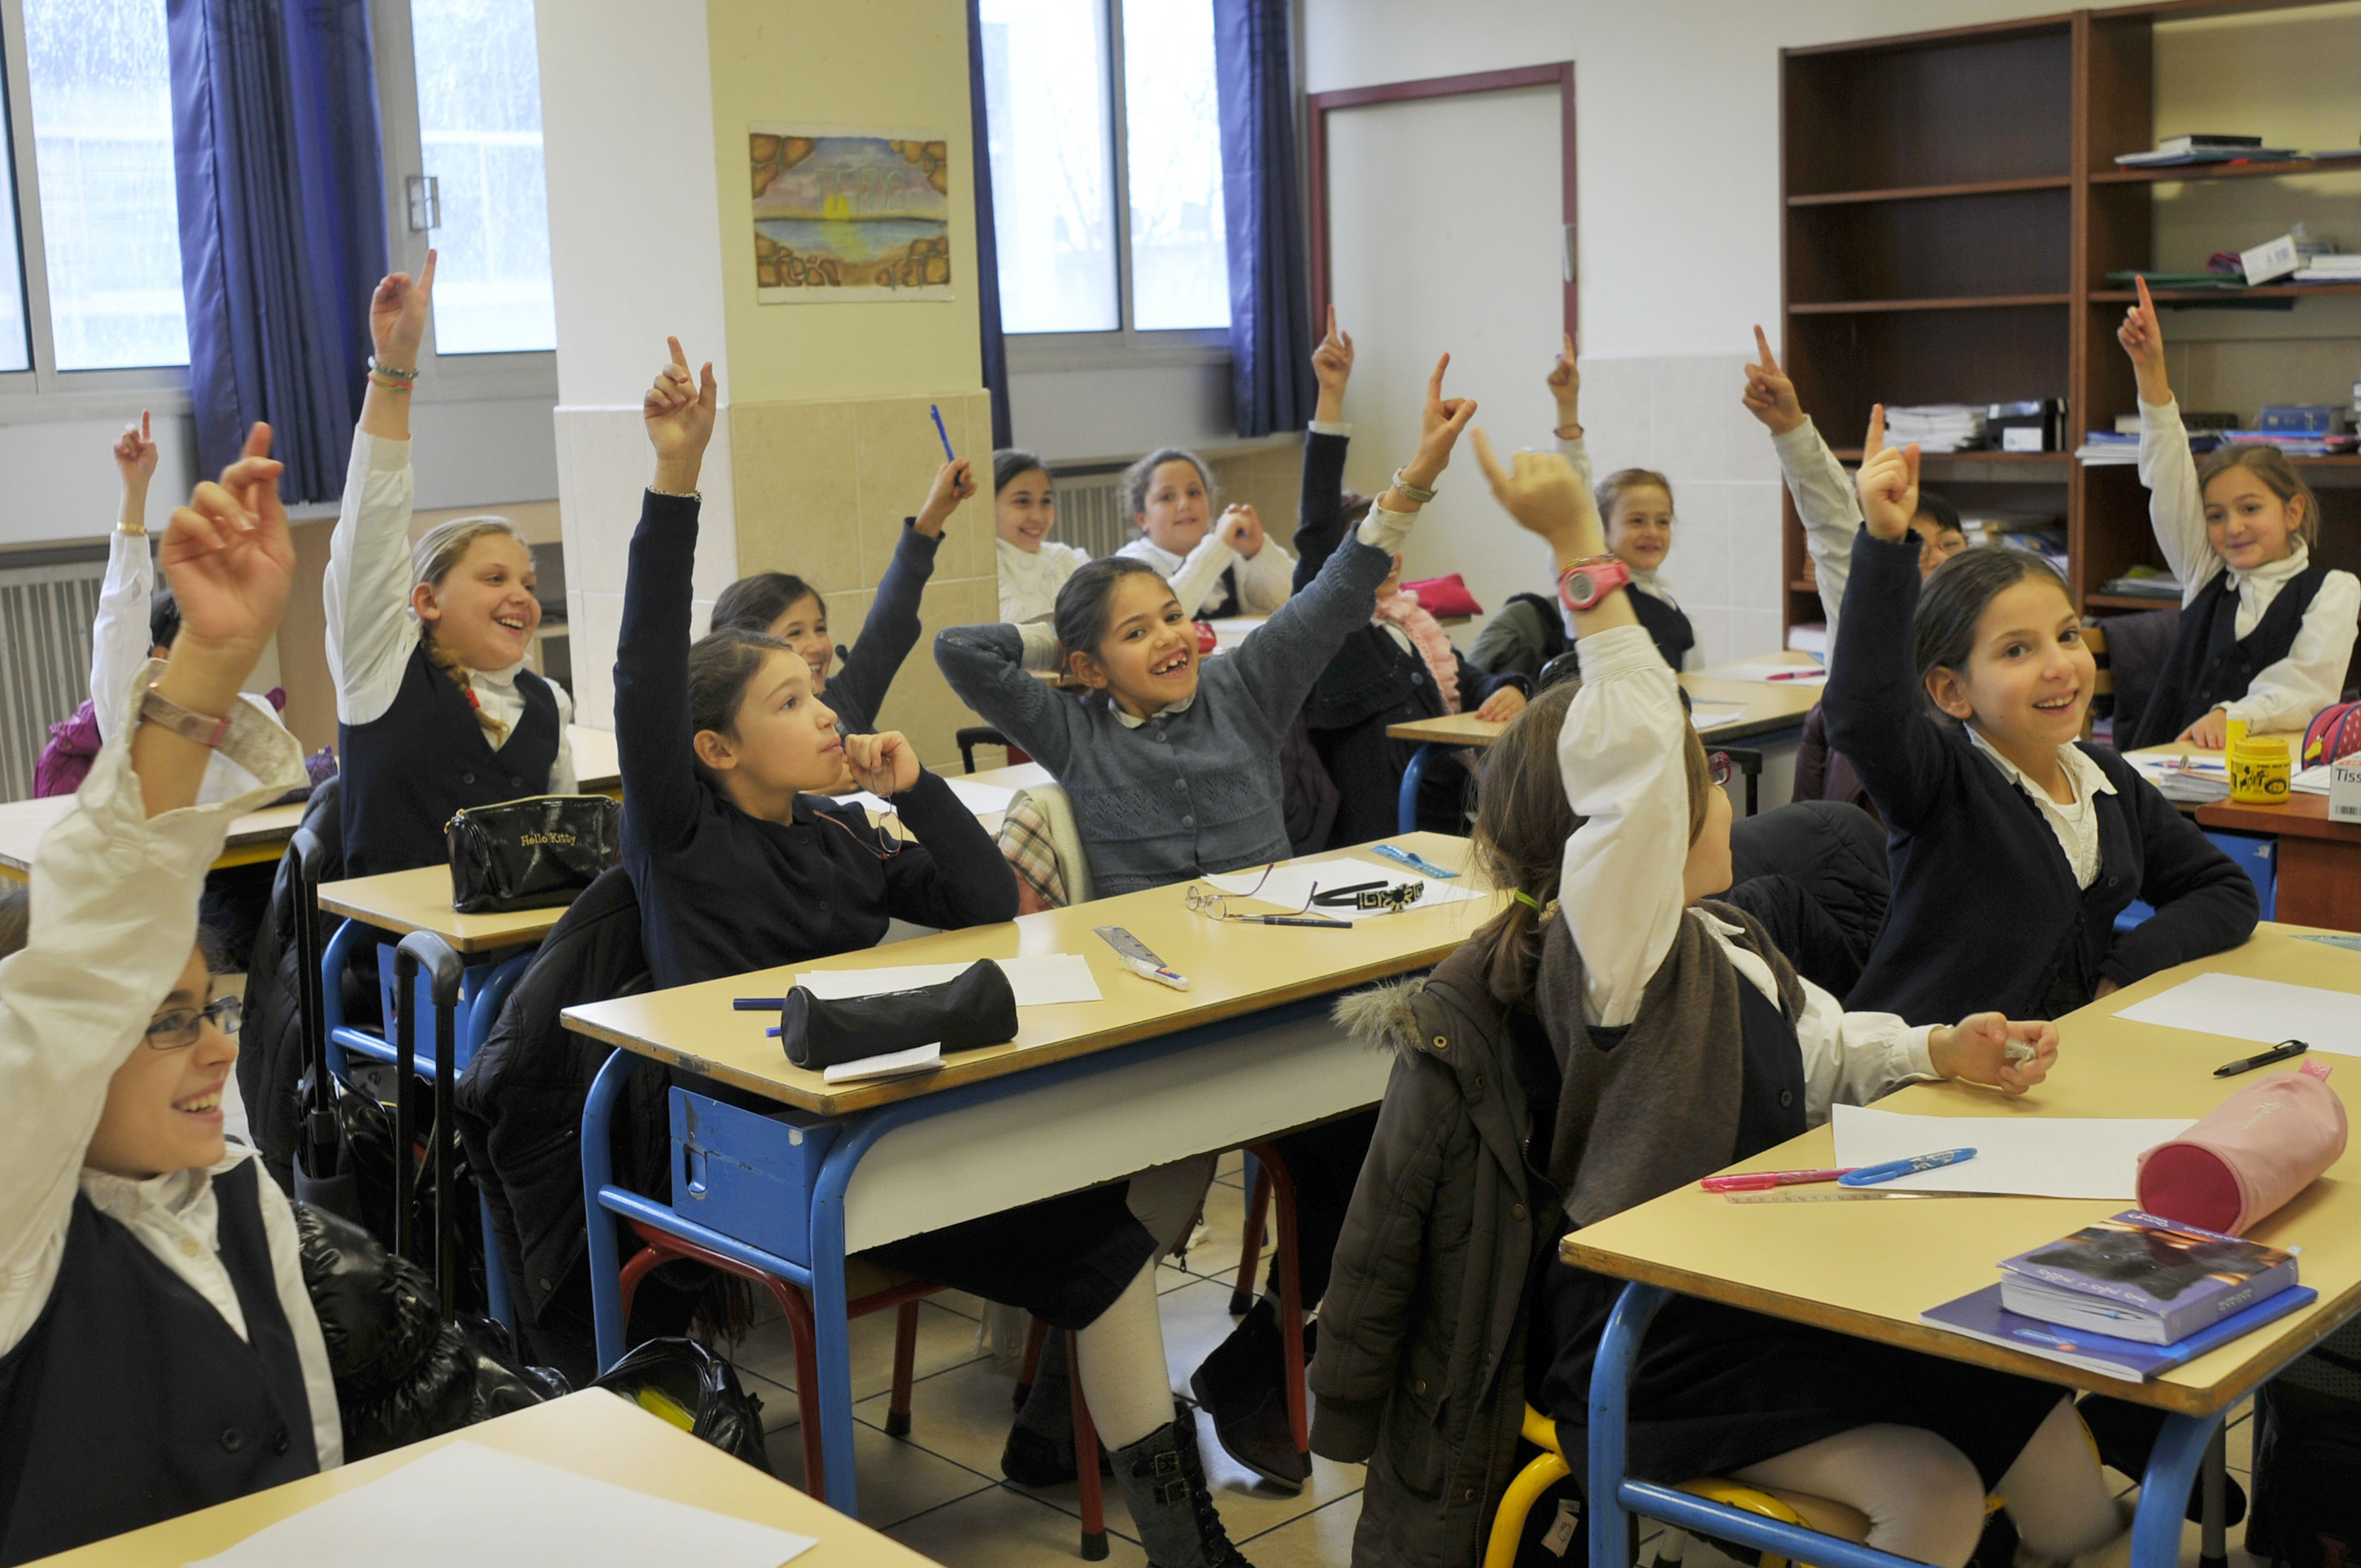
1202, 565, 1242, 621
341, 640, 560, 877
1629, 588, 1696, 673
0, 1161, 319, 1565
2128, 560, 2329, 750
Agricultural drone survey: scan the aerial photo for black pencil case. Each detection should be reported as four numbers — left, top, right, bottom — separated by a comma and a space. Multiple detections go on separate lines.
778, 959, 1018, 1069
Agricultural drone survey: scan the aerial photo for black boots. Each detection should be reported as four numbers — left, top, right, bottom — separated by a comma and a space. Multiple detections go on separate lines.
1187, 1298, 1313, 1492
1000, 1330, 1111, 1486
1111, 1405, 1256, 1568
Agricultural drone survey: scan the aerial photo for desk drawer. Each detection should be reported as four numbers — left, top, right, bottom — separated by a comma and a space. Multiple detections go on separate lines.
669, 1089, 839, 1262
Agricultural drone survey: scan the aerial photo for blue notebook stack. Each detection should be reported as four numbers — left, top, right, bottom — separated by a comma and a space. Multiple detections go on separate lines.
1921, 1211, 2313, 1381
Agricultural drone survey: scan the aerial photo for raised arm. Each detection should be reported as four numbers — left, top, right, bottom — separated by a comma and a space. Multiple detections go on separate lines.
1745, 326, 1856, 649
324, 252, 435, 725
830, 459, 970, 730
1821, 407, 1954, 827
1293, 308, 1357, 595
89, 413, 160, 735
2120, 278, 2219, 597
616, 339, 721, 854
933, 622, 1090, 776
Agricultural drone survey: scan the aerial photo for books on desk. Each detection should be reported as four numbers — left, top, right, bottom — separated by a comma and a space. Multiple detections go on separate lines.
1924, 1211, 2311, 1379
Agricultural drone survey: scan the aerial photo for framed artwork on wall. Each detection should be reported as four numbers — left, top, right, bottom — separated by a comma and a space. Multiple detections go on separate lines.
749, 124, 953, 303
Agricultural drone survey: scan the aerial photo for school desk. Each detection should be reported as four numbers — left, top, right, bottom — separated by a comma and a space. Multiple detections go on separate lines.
1561, 923, 2361, 1568
561, 829, 1504, 1515
24, 1388, 930, 1568
2198, 793, 2361, 932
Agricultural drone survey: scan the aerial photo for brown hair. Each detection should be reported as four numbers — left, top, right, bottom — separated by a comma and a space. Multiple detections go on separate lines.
686, 629, 795, 789
2195, 446, 2320, 550
1466, 680, 1714, 1007
1595, 468, 1675, 526
411, 516, 534, 741
1914, 547, 2070, 697
1120, 446, 1217, 523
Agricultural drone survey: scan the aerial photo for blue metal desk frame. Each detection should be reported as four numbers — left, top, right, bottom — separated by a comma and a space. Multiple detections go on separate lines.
1585, 1279, 2261, 1568
580, 995, 1335, 1517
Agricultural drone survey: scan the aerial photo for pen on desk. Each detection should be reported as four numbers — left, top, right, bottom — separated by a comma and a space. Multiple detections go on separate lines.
1700, 1167, 1854, 1193
1257, 914, 1353, 929
2215, 1039, 2308, 1078
1763, 669, 1821, 682
1838, 1148, 1976, 1187
929, 403, 955, 462
734, 998, 782, 1011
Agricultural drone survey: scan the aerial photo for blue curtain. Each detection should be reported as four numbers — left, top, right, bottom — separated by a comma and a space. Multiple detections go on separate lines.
967, 0, 1013, 450
1213, 0, 1315, 438
169, 0, 387, 504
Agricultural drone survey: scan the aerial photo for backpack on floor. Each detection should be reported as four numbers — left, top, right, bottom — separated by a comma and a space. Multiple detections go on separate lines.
2302, 702, 2361, 768
2246, 1318, 2361, 1568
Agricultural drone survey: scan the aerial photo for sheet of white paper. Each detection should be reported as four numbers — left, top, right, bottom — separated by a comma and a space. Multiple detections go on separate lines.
943, 777, 1017, 814
2114, 972, 2361, 1055
1688, 702, 1747, 730
1713, 663, 1827, 684
792, 952, 1104, 1006
1830, 1104, 2193, 1199
187, 1440, 816, 1568
1201, 856, 1490, 923
832, 790, 893, 814
822, 1042, 943, 1084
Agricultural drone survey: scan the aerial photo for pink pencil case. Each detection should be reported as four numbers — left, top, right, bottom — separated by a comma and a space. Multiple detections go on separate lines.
2136, 1062, 2346, 1235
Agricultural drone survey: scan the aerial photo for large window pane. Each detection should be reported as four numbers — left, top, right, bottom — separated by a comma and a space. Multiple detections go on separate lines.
982, 0, 1118, 334
412, 0, 555, 354
0, 66, 28, 372
22, 0, 186, 369
1122, 0, 1228, 331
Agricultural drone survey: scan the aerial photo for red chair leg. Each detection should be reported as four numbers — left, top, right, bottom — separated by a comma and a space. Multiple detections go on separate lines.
777, 1278, 828, 1497
1069, 1330, 1109, 1561
886, 1300, 921, 1439
617, 1244, 663, 1323
1015, 1313, 1051, 1412
1249, 1143, 1311, 1461
1232, 1160, 1272, 1316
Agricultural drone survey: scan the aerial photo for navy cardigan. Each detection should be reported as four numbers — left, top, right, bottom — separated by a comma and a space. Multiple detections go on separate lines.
616, 490, 1017, 990
1824, 528, 2257, 1025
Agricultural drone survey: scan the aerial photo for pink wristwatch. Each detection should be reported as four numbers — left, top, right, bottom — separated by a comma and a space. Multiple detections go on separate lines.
1558, 555, 1633, 613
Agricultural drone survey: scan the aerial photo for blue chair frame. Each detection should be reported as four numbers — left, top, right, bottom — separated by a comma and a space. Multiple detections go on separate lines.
1586, 1282, 2229, 1568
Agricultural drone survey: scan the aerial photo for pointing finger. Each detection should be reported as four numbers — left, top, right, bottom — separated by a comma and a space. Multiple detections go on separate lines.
1469, 428, 1510, 495
1428, 352, 1450, 401
1865, 403, 1887, 460
2135, 274, 2154, 324
1753, 324, 1778, 372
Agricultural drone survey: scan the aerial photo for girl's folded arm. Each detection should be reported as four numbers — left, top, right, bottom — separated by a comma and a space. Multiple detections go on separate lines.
2102, 776, 2260, 989
882, 770, 1020, 929
2221, 571, 2361, 731
613, 491, 707, 851
1165, 533, 1241, 619
933, 622, 1083, 777
1821, 528, 1954, 828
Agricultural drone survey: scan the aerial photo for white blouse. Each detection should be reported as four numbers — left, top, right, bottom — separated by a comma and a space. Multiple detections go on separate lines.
996, 536, 1091, 624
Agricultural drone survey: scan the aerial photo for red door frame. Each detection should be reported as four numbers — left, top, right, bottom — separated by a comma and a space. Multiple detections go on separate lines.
1305, 62, 1579, 343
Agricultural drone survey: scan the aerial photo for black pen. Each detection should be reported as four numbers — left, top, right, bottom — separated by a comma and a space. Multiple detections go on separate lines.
734, 998, 783, 1011
1257, 915, 1353, 929
2214, 1039, 2308, 1078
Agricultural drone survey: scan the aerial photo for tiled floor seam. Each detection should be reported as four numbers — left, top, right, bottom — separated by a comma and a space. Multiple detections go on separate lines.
1231, 1487, 1365, 1546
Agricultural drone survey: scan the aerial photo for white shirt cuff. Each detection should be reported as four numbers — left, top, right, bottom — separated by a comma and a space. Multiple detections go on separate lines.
1575, 621, 1660, 679
1016, 622, 1063, 671
1309, 420, 1353, 437
1356, 501, 1418, 555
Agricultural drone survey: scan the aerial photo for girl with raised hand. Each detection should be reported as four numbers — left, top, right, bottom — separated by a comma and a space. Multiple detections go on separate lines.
1113, 445, 1293, 621
993, 450, 1087, 623
1311, 428, 2130, 1568
326, 250, 576, 876
0, 432, 331, 1563
2117, 276, 2359, 749
712, 455, 974, 740
1823, 407, 2256, 1026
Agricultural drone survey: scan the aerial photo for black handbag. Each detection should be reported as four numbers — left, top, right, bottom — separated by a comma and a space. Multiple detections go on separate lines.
446, 795, 623, 913
778, 959, 1019, 1069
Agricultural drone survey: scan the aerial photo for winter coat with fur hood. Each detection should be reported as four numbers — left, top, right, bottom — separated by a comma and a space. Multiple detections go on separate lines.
1308, 939, 1556, 1568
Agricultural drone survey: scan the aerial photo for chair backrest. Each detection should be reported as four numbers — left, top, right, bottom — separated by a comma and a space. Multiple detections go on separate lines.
1008, 782, 1094, 906
2080, 617, 2114, 741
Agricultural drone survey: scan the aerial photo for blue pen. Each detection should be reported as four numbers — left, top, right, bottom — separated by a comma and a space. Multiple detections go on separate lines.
929, 403, 955, 462
1838, 1148, 1977, 1187
1372, 843, 1460, 879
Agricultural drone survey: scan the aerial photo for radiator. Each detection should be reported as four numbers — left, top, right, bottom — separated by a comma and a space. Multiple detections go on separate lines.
0, 561, 103, 803
1047, 465, 1134, 560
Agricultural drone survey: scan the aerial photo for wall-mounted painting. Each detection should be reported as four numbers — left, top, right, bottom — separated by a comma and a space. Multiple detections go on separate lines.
750, 124, 952, 303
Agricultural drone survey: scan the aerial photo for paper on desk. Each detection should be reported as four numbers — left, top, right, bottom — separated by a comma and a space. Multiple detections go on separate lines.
1830, 1104, 2194, 1199
187, 1440, 816, 1568
943, 776, 1017, 814
1712, 663, 1826, 684
822, 1042, 943, 1084
2115, 973, 2361, 1056
1688, 702, 1747, 730
792, 952, 1103, 1005
1202, 856, 1490, 923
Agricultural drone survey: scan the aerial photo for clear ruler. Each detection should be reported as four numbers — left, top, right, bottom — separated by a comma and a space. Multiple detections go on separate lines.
1723, 1188, 1982, 1204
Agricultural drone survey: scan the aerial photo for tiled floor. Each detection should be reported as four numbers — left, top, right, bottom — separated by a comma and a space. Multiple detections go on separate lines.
713, 1152, 2267, 1568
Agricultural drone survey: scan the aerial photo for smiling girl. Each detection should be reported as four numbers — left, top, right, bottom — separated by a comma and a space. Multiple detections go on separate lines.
2118, 278, 2359, 749
327, 252, 576, 876
1822, 408, 2256, 1026
994, 451, 1090, 623
1113, 446, 1294, 620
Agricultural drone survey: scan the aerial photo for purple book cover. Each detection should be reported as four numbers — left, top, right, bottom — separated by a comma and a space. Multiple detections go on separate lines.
1999, 1210, 2295, 1315
1923, 1283, 2315, 1382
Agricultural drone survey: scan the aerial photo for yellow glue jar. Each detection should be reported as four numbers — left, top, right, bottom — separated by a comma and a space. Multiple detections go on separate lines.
2227, 729, 2292, 804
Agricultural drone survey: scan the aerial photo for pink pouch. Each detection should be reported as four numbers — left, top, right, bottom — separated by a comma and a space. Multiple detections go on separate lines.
2137, 1062, 2346, 1235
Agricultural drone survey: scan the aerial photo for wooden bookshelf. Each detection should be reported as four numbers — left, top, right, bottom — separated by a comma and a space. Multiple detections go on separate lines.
1776, 0, 2361, 643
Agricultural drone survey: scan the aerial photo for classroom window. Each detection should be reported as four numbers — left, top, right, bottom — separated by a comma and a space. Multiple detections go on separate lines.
408, 0, 555, 355
982, 0, 1229, 338
0, 63, 28, 373
19, 0, 189, 371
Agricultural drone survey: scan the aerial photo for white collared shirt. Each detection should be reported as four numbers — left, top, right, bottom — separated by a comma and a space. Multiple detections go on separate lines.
1968, 728, 2117, 889
997, 536, 1091, 625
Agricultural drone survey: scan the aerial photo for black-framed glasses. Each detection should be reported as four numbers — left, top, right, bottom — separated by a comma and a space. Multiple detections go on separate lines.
1708, 751, 1733, 788
143, 995, 242, 1052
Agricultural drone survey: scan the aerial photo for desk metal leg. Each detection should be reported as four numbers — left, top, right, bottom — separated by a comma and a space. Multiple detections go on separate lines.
583, 1048, 635, 1374
1589, 1283, 1672, 1568
1399, 743, 1446, 834
2134, 1410, 2224, 1568
2199, 1425, 2228, 1568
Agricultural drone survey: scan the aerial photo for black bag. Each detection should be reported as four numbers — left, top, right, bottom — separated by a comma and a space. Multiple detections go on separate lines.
778, 958, 1018, 1069
592, 1338, 775, 1474
2248, 1320, 2361, 1568
446, 795, 623, 913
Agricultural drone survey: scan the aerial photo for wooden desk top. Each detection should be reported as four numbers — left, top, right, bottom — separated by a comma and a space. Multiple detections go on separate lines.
2200, 791, 2356, 843
1385, 654, 1824, 751
317, 865, 567, 953
29, 1389, 927, 1568
564, 830, 1504, 1116
0, 795, 306, 879
1559, 925, 2361, 1417
571, 722, 621, 792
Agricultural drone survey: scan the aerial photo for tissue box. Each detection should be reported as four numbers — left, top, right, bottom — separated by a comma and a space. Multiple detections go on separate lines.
2332, 760, 2361, 824
2241, 233, 2300, 285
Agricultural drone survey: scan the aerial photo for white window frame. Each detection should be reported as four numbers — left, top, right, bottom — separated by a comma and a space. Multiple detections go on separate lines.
1001, 0, 1230, 375
0, 0, 554, 426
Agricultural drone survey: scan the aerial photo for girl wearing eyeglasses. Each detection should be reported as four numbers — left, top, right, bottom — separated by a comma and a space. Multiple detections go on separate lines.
0, 432, 334, 1562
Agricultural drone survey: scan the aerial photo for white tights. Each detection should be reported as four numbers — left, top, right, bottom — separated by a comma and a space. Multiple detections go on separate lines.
1729, 1399, 2120, 1568
1074, 1156, 1213, 1449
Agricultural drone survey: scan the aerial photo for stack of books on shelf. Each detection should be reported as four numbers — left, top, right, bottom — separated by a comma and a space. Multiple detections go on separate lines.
2080, 411, 2236, 465
1922, 1212, 2315, 1380
2115, 133, 2298, 168
2077, 431, 2139, 465
1883, 404, 1985, 454
2293, 255, 2361, 284
2224, 406, 2359, 457
2099, 566, 2183, 601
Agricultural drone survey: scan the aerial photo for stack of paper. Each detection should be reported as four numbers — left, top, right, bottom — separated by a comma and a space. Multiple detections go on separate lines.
2293, 255, 2361, 283
1882, 404, 1987, 453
